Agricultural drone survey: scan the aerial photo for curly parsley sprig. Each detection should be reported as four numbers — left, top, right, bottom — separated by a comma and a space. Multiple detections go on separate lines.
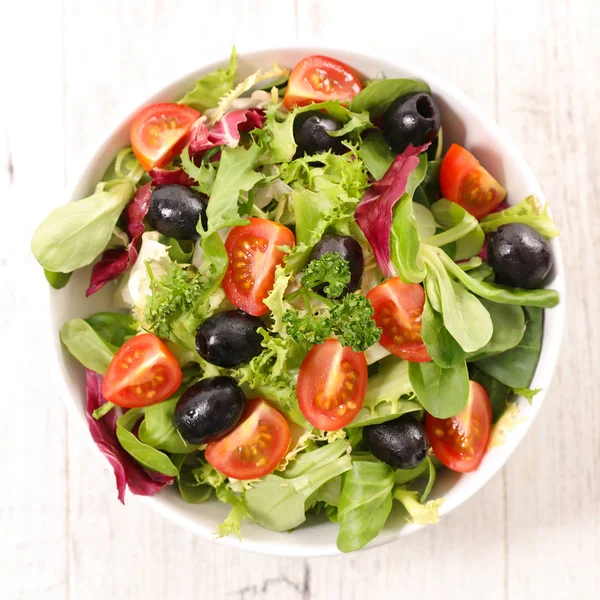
300, 252, 351, 299
282, 253, 381, 352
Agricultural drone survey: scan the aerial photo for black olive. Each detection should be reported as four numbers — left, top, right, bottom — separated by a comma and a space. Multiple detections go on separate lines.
307, 235, 364, 298
487, 223, 553, 289
363, 414, 430, 469
293, 110, 347, 157
195, 310, 263, 368
382, 93, 441, 154
148, 184, 207, 240
174, 376, 245, 445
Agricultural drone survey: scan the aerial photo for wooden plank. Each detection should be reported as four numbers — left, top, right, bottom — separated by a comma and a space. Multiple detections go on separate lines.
0, 2, 69, 599
495, 0, 600, 598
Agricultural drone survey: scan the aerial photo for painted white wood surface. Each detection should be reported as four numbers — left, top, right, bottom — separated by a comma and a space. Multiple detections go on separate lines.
1, 0, 599, 598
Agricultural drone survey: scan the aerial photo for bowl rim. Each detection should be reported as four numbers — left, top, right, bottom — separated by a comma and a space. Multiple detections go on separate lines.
51, 43, 566, 557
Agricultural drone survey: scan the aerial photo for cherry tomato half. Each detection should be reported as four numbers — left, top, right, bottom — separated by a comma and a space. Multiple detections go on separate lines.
102, 333, 182, 408
130, 103, 200, 171
426, 381, 493, 473
205, 398, 291, 480
283, 55, 362, 109
440, 144, 507, 220
297, 339, 368, 430
367, 278, 431, 363
223, 218, 295, 316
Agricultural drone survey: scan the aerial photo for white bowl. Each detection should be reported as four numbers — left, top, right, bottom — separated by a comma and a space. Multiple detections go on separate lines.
49, 46, 565, 557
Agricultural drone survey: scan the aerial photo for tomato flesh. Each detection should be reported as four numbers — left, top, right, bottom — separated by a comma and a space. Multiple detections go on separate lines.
297, 339, 367, 430
205, 398, 291, 479
130, 103, 200, 171
367, 278, 431, 362
223, 218, 295, 316
102, 333, 182, 408
426, 381, 492, 472
283, 55, 362, 109
440, 143, 507, 220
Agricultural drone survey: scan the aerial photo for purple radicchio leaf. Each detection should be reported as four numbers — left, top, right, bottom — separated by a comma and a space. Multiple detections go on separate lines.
188, 109, 265, 156
355, 144, 429, 276
85, 369, 174, 503
86, 182, 152, 296
149, 167, 196, 187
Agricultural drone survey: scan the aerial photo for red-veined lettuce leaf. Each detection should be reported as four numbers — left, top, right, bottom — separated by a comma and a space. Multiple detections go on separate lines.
355, 144, 429, 276
85, 369, 174, 503
86, 183, 152, 295
149, 167, 196, 187
188, 109, 265, 155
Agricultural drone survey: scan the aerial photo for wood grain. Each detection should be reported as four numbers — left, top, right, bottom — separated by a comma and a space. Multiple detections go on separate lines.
1, 0, 598, 598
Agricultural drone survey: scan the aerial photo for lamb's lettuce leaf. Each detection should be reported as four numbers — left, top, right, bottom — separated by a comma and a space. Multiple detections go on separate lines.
336, 455, 394, 552
351, 78, 431, 117
479, 195, 559, 239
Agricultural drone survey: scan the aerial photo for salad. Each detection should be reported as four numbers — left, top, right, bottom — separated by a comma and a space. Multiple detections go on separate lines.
31, 50, 560, 552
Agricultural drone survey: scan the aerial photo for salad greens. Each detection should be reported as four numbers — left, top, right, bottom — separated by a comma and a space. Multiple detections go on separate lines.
33, 49, 561, 553
408, 360, 470, 419
336, 456, 395, 552
31, 178, 137, 273
351, 78, 431, 116
245, 440, 352, 531
179, 47, 238, 111
60, 319, 117, 375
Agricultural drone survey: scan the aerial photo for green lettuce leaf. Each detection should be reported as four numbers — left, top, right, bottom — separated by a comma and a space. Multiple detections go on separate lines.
358, 130, 395, 180
260, 100, 371, 164
31, 178, 135, 273
245, 440, 352, 532
427, 199, 484, 260
479, 195, 559, 238
138, 394, 197, 454
351, 78, 431, 117
208, 62, 289, 125
409, 359, 470, 419
475, 307, 544, 388
178, 47, 237, 111
180, 146, 217, 196
200, 144, 263, 237
60, 319, 117, 375
394, 488, 444, 525
336, 455, 395, 552
347, 356, 420, 427
282, 148, 368, 250
116, 409, 179, 477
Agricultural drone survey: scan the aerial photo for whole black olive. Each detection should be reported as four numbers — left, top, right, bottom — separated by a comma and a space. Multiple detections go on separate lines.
382, 93, 441, 154
174, 376, 245, 445
195, 310, 263, 368
363, 414, 430, 469
293, 110, 347, 157
148, 184, 207, 240
487, 223, 553, 289
307, 235, 364, 297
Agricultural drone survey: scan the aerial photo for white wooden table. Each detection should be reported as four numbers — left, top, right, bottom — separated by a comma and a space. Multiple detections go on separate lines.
2, 1, 599, 598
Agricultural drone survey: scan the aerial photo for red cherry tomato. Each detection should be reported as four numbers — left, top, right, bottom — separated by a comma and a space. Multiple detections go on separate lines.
440, 144, 507, 219
223, 218, 295, 316
283, 55, 362, 109
367, 278, 431, 363
130, 103, 200, 171
426, 381, 493, 473
205, 398, 291, 480
297, 339, 368, 431
102, 334, 182, 408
